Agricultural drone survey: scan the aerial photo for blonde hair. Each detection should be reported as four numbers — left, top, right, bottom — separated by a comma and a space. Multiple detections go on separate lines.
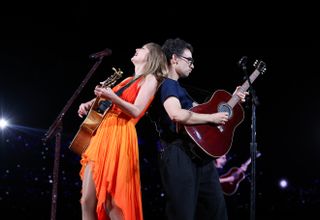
141, 42, 168, 81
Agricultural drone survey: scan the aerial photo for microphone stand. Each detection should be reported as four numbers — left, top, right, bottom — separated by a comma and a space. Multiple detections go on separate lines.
42, 56, 104, 220
239, 57, 259, 220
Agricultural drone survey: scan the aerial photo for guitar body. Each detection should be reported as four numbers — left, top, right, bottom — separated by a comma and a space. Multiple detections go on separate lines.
184, 90, 244, 158
220, 167, 245, 195
184, 60, 266, 158
220, 152, 261, 195
68, 67, 123, 155
69, 98, 111, 155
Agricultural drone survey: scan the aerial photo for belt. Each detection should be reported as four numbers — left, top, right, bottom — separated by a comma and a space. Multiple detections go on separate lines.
159, 138, 213, 165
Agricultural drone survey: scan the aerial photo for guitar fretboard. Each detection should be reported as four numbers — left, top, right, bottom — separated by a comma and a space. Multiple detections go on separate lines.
228, 69, 261, 108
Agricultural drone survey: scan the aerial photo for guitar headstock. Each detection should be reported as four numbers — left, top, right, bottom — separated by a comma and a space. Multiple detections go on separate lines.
253, 60, 267, 75
100, 67, 123, 88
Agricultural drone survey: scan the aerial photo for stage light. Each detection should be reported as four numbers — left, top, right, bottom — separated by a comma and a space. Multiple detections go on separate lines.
279, 179, 288, 189
0, 118, 8, 129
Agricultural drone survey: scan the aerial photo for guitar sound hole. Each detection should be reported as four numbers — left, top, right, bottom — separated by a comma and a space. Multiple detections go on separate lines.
218, 103, 232, 118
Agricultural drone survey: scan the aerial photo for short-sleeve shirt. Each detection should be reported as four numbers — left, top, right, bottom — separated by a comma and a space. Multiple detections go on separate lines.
155, 78, 194, 141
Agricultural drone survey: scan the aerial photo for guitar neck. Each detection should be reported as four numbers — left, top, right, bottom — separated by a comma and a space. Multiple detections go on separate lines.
241, 152, 261, 171
99, 67, 123, 89
228, 69, 261, 108
243, 158, 252, 168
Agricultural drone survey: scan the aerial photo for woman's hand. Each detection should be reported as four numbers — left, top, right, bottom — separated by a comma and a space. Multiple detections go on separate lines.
78, 100, 94, 118
94, 86, 117, 101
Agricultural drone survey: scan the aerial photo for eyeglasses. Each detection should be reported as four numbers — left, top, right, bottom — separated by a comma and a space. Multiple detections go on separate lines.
178, 55, 194, 66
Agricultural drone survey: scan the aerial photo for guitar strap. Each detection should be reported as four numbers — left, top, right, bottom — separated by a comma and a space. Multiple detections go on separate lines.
97, 75, 142, 112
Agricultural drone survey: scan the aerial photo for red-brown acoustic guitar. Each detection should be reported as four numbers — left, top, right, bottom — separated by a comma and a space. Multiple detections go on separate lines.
220, 152, 261, 196
184, 60, 266, 158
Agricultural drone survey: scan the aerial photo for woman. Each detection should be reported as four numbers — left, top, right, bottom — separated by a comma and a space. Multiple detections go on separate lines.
77, 42, 167, 220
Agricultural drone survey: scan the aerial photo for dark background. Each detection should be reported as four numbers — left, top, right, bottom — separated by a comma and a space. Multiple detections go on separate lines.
1, 3, 319, 220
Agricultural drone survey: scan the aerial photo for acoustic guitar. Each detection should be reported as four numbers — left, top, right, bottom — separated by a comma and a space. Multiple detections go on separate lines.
184, 60, 266, 158
69, 67, 123, 155
220, 152, 261, 196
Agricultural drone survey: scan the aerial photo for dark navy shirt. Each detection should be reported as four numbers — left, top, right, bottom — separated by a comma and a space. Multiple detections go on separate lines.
155, 78, 194, 141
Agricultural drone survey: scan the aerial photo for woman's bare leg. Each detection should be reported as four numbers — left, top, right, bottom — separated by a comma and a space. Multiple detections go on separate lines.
81, 163, 97, 220
106, 195, 124, 220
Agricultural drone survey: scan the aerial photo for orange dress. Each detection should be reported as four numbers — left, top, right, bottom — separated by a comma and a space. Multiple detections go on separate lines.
80, 76, 151, 220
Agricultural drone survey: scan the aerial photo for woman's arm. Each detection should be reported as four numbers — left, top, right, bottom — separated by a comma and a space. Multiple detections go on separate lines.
95, 74, 158, 118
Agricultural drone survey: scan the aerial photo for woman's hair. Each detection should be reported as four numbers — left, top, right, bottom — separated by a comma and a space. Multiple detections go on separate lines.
142, 42, 168, 81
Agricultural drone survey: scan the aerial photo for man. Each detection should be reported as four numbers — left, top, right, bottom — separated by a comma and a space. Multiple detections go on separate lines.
215, 155, 237, 184
153, 38, 248, 220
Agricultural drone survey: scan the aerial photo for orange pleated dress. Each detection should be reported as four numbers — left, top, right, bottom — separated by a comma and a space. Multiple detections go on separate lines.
80, 76, 151, 220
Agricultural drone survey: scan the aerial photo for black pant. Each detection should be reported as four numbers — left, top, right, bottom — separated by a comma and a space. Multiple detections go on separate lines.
158, 139, 228, 220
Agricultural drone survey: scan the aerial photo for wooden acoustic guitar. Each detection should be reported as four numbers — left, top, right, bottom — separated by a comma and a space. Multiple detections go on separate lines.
69, 67, 123, 155
184, 60, 266, 158
220, 152, 261, 196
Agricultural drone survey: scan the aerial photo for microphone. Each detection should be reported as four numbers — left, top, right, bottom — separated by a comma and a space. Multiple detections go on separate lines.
238, 56, 248, 69
89, 48, 112, 59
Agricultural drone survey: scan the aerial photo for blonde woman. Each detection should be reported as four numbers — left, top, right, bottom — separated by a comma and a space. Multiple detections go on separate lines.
78, 42, 167, 220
